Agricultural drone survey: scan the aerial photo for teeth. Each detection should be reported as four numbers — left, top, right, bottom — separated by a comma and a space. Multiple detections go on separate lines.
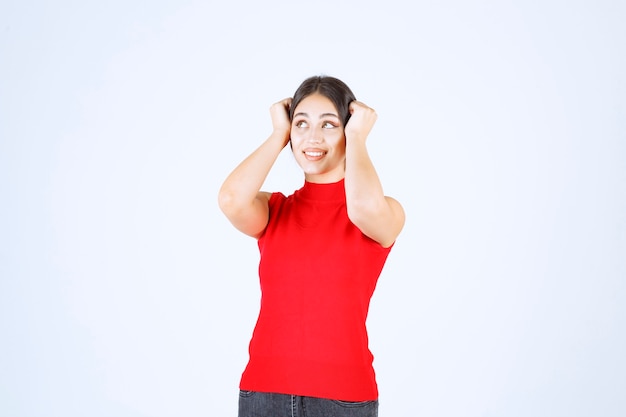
305, 151, 324, 157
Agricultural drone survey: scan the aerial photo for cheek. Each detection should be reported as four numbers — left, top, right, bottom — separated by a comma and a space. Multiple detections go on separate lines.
329, 132, 346, 148
290, 128, 304, 145
288, 129, 298, 151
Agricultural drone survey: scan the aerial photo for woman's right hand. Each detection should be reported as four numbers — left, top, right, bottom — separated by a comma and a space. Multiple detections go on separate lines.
269, 98, 292, 147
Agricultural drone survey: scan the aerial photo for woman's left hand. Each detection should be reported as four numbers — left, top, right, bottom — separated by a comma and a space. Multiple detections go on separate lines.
344, 100, 377, 141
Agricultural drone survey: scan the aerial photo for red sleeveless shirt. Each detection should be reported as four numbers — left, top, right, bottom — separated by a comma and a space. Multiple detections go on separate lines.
239, 179, 393, 401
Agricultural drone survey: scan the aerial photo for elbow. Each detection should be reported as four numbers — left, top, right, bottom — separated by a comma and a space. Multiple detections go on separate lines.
217, 185, 238, 215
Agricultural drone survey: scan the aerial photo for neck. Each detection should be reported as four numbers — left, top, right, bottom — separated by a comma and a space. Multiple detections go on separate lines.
303, 172, 345, 184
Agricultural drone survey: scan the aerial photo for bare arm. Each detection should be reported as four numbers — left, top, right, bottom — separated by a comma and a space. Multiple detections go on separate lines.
344, 101, 405, 248
218, 98, 292, 238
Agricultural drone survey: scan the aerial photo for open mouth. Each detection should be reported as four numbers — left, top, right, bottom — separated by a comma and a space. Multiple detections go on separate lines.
303, 150, 327, 161
304, 151, 325, 157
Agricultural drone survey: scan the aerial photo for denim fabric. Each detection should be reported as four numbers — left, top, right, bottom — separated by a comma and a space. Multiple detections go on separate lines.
238, 391, 378, 417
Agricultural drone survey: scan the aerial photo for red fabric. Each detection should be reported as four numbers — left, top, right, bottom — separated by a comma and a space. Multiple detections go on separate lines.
239, 179, 392, 401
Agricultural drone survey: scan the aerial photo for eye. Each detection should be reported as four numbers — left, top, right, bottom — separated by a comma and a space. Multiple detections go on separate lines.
322, 122, 336, 129
295, 120, 308, 128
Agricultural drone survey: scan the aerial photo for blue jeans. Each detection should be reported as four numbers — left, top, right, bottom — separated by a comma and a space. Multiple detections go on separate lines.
238, 391, 378, 417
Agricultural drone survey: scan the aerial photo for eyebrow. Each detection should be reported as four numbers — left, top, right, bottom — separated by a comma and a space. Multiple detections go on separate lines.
293, 112, 339, 119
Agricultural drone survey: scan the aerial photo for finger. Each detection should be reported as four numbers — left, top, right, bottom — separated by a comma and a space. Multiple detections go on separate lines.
349, 100, 369, 113
274, 97, 291, 107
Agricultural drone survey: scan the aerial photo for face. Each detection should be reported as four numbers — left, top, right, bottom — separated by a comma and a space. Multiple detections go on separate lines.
290, 93, 346, 183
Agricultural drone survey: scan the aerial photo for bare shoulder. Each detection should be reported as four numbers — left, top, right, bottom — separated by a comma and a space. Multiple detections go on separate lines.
222, 191, 274, 239
256, 191, 272, 204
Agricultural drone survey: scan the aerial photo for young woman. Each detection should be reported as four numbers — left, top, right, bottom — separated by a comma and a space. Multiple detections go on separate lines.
218, 75, 405, 417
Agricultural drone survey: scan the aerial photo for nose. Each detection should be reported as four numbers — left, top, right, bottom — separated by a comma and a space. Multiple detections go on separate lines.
307, 126, 323, 144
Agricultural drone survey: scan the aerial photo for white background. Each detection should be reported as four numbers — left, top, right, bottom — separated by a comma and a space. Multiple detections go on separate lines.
1, 1, 625, 416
